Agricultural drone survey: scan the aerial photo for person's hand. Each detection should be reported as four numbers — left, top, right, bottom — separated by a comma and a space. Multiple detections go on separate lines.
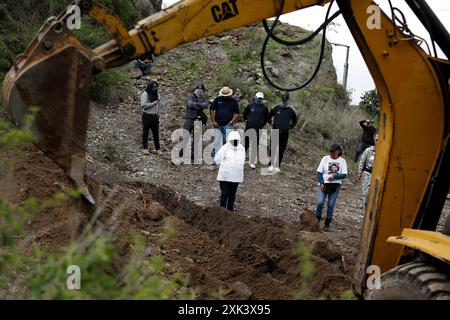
358, 172, 362, 180
320, 184, 326, 192
213, 121, 219, 128
327, 175, 334, 182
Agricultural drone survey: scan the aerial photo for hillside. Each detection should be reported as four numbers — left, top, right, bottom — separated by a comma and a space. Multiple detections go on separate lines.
5, 1, 440, 300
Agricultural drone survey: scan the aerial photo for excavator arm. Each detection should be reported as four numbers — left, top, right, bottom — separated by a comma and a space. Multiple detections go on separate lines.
2, 0, 450, 297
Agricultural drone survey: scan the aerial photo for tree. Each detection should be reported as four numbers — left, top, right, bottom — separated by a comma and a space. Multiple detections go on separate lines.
359, 89, 379, 116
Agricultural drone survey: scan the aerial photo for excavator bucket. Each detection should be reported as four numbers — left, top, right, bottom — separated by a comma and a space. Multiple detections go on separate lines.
2, 18, 96, 204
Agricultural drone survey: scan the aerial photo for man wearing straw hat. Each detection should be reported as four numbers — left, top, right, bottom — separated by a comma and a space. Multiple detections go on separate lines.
210, 86, 240, 158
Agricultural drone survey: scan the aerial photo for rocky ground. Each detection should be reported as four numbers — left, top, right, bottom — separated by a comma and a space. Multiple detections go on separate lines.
2, 23, 449, 299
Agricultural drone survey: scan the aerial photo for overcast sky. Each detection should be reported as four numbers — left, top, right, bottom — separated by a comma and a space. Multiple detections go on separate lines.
162, 1, 450, 104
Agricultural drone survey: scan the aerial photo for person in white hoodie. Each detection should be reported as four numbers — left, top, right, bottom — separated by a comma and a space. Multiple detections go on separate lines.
214, 131, 246, 211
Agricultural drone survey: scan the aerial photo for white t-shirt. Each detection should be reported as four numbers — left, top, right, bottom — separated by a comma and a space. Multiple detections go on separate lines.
316, 155, 348, 185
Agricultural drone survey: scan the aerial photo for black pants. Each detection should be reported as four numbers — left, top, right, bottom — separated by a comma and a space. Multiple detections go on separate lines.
244, 127, 261, 164
219, 181, 239, 211
354, 142, 372, 162
271, 130, 289, 167
142, 113, 160, 150
180, 119, 201, 159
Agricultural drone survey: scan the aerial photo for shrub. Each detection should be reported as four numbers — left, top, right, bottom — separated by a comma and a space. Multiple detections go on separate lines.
91, 68, 131, 105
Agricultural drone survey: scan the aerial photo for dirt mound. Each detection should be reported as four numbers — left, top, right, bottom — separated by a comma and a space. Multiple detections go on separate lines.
1, 144, 351, 299
299, 210, 320, 232
126, 181, 352, 297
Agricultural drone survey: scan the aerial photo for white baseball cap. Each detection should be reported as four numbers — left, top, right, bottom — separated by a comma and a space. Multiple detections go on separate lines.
255, 92, 264, 99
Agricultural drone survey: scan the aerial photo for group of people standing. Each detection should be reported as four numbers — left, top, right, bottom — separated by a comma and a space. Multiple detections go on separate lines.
137, 68, 378, 226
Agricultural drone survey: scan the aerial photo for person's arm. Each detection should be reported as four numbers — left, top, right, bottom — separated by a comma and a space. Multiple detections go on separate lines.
141, 92, 153, 110
187, 94, 201, 111
358, 149, 368, 173
243, 105, 250, 122
316, 171, 325, 184
230, 113, 239, 125
214, 145, 225, 165
359, 120, 367, 128
316, 158, 326, 191
229, 101, 240, 124
334, 159, 349, 180
197, 98, 210, 109
263, 106, 269, 126
290, 108, 298, 129
333, 173, 348, 180
210, 99, 218, 127
268, 107, 275, 124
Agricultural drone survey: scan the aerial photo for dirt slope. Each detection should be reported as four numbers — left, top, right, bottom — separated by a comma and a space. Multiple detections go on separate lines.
1, 144, 352, 299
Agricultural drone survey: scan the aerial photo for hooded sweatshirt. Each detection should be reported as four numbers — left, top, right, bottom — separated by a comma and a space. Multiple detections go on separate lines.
214, 131, 246, 183
141, 80, 160, 114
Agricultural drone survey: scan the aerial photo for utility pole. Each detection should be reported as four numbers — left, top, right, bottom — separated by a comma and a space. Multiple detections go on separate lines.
330, 42, 350, 91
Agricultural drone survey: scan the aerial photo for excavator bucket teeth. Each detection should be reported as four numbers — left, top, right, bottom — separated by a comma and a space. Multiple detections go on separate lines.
2, 20, 96, 204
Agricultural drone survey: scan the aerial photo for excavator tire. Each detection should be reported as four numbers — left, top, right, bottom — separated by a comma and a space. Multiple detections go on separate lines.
365, 262, 450, 300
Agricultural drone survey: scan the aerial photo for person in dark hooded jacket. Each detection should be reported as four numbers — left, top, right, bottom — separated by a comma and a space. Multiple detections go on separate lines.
180, 84, 210, 159
243, 92, 269, 169
268, 92, 298, 172
140, 80, 162, 155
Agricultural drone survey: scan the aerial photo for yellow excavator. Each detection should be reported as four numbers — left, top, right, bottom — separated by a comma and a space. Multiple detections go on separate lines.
2, 0, 450, 299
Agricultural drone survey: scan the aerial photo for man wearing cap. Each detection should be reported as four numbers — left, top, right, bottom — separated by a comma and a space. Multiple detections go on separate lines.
354, 119, 377, 162
243, 92, 269, 169
210, 87, 240, 158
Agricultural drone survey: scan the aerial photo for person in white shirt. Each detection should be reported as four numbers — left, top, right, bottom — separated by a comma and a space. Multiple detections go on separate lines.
315, 143, 348, 231
214, 131, 246, 211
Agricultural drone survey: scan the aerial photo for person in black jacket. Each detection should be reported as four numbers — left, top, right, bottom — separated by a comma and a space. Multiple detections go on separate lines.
180, 84, 209, 160
268, 92, 298, 172
354, 119, 377, 162
243, 92, 269, 169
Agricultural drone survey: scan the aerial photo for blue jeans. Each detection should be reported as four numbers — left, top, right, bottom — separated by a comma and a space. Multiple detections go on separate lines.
315, 185, 341, 219
211, 123, 233, 158
134, 60, 152, 76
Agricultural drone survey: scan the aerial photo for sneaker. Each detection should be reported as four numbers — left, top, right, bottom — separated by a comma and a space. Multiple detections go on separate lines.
274, 167, 281, 173
155, 149, 163, 156
143, 149, 150, 155
268, 165, 274, 171
249, 164, 256, 169
323, 225, 330, 232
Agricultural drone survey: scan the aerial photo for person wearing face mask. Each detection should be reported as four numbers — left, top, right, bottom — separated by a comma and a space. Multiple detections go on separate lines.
358, 134, 378, 208
140, 79, 162, 155
180, 84, 210, 160
183, 84, 210, 132
214, 131, 246, 211
268, 92, 298, 172
243, 92, 269, 169
315, 143, 348, 231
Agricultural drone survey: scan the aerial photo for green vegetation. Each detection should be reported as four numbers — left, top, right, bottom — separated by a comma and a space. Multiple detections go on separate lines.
0, 0, 143, 107
0, 114, 195, 299
359, 89, 380, 117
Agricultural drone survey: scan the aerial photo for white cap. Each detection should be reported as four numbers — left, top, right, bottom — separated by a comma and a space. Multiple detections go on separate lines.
255, 92, 264, 99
